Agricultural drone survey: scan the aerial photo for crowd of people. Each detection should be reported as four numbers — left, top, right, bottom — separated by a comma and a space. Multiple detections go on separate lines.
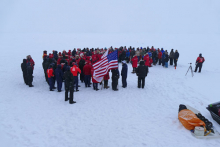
22, 46, 209, 104
21, 46, 206, 104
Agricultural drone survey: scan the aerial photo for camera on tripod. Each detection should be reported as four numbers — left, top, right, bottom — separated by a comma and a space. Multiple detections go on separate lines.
186, 63, 194, 77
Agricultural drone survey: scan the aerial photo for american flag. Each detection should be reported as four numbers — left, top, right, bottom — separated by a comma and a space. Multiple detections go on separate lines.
93, 50, 118, 81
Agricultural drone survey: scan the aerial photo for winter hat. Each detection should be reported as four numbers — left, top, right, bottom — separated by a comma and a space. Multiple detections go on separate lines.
122, 61, 126, 64
199, 53, 202, 57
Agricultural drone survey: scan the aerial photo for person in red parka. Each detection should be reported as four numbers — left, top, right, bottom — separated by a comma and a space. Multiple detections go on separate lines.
131, 55, 138, 73
92, 52, 98, 64
70, 64, 81, 92
83, 62, 92, 87
57, 56, 62, 65
143, 54, 150, 67
158, 50, 162, 65
104, 71, 110, 89
97, 52, 102, 61
194, 53, 205, 73
91, 67, 99, 91
47, 65, 55, 91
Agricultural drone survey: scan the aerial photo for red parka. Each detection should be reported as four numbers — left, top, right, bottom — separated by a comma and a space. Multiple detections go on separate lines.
104, 72, 110, 80
143, 54, 150, 66
92, 54, 98, 63
47, 68, 54, 78
158, 51, 162, 59
91, 68, 99, 83
83, 63, 92, 75
131, 56, 138, 68
70, 65, 81, 76
196, 57, 205, 63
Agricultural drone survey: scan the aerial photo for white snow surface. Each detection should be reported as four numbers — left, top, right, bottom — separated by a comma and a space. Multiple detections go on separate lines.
1, 0, 220, 147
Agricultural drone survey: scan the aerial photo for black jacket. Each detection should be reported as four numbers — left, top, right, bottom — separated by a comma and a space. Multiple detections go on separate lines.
63, 70, 74, 89
72, 50, 76, 56
136, 61, 148, 77
27, 63, 33, 77
164, 54, 169, 62
21, 59, 27, 74
121, 63, 128, 77
79, 58, 85, 70
111, 69, 119, 79
174, 52, 179, 59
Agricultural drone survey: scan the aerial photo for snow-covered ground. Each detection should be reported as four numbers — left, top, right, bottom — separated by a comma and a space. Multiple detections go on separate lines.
1, 0, 220, 147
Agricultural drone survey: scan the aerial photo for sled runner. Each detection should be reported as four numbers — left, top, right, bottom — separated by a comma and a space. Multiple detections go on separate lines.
178, 105, 220, 139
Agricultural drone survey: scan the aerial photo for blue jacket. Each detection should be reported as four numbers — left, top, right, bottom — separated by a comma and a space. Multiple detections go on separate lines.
162, 52, 166, 59
126, 51, 130, 57
121, 63, 128, 77
55, 65, 64, 82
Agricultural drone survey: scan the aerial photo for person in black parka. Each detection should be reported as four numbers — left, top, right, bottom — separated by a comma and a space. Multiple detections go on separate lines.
53, 51, 58, 61
21, 59, 28, 85
174, 50, 179, 67
136, 60, 148, 88
111, 68, 120, 91
42, 57, 49, 83
27, 62, 34, 87
55, 65, 63, 92
121, 61, 128, 88
72, 48, 76, 57
63, 66, 75, 104
79, 57, 85, 83
169, 49, 174, 65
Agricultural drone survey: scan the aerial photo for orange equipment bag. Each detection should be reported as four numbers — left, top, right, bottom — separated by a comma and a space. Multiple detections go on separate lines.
178, 109, 206, 130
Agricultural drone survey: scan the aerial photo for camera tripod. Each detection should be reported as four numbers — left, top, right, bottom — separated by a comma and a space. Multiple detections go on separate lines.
185, 63, 194, 77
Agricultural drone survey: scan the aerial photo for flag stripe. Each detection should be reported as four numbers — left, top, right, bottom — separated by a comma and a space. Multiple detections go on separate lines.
93, 50, 118, 79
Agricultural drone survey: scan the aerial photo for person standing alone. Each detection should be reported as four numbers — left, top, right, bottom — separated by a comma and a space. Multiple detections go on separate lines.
194, 53, 205, 73
136, 60, 148, 89
64, 66, 76, 104
174, 50, 179, 67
